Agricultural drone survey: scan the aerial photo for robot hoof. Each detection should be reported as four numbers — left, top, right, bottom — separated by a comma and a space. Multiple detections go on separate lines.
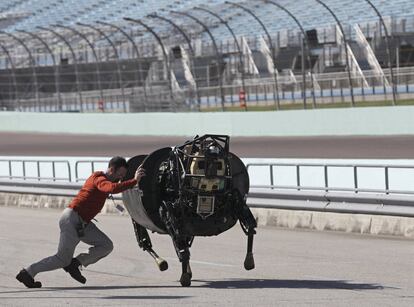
156, 258, 169, 271
180, 272, 192, 287
244, 252, 255, 270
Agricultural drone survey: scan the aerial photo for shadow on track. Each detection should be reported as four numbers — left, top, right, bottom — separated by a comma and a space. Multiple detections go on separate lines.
193, 279, 391, 290
0, 286, 190, 300
2, 278, 395, 297
0, 295, 190, 300
0, 285, 177, 295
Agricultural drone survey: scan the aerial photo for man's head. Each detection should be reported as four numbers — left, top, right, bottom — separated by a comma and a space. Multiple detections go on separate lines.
106, 156, 128, 182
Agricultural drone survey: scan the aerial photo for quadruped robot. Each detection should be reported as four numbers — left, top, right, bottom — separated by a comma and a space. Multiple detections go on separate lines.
122, 135, 257, 287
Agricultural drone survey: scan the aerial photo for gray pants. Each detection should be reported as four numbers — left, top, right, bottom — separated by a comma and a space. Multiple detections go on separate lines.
27, 208, 113, 278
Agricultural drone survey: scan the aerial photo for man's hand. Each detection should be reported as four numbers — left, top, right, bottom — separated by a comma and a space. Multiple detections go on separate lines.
134, 164, 146, 184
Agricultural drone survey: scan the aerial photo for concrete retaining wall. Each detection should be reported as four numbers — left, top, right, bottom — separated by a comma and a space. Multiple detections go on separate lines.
252, 208, 414, 238
0, 192, 126, 216
2, 106, 414, 136
1, 192, 413, 239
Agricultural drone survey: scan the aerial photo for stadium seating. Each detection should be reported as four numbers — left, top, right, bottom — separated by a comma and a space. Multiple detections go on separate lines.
1, 0, 413, 40
0, 0, 413, 113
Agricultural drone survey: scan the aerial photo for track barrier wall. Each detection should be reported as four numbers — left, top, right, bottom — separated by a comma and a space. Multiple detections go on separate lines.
2, 106, 414, 137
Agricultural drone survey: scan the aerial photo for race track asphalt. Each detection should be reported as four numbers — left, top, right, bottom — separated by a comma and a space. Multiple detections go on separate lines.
1, 206, 413, 306
1, 132, 414, 158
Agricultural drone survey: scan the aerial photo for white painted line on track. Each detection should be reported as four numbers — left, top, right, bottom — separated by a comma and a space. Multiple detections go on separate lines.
165, 257, 237, 268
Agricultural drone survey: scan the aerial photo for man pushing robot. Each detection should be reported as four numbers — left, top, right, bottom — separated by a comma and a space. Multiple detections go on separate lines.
16, 156, 145, 288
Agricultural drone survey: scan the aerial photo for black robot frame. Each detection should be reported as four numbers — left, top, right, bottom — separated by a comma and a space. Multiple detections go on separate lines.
122, 135, 257, 287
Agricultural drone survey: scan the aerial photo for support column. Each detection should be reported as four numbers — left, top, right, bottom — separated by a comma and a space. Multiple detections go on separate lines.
38, 26, 84, 111
194, 6, 247, 109
263, 0, 317, 108
314, 0, 355, 106
53, 24, 104, 106
0, 31, 41, 111
77, 22, 127, 112
17, 30, 62, 111
0, 42, 18, 110
96, 21, 149, 110
171, 10, 226, 111
225, 1, 280, 109
147, 13, 201, 111
364, 0, 397, 105
124, 17, 177, 112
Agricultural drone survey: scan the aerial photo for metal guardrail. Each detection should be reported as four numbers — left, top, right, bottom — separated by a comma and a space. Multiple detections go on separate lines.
244, 162, 414, 217
1, 159, 414, 217
246, 188, 414, 217
74, 160, 109, 182
0, 159, 72, 182
246, 162, 414, 195
0, 180, 122, 200
0, 158, 108, 183
0, 179, 412, 217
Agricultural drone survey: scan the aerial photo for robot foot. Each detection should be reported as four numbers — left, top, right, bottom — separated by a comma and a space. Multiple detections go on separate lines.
244, 252, 255, 270
180, 272, 192, 287
155, 257, 169, 271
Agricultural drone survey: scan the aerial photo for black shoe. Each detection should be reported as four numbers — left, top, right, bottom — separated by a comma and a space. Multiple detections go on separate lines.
16, 269, 42, 288
63, 258, 86, 284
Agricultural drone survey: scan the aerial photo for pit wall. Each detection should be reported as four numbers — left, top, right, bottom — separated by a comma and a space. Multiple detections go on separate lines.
2, 106, 414, 136
1, 192, 413, 239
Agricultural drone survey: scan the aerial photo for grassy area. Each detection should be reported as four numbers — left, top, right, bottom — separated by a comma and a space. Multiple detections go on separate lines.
200, 98, 414, 112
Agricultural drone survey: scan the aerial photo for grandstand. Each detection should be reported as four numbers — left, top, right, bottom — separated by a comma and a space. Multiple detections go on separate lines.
0, 0, 413, 112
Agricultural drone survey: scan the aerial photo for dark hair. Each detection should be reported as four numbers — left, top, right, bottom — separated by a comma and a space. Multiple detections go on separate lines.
108, 156, 128, 170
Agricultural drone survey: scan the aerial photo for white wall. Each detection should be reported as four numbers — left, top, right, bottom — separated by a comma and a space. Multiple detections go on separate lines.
2, 106, 414, 136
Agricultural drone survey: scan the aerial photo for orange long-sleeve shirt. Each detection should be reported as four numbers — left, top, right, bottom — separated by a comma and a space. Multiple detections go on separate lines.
69, 171, 137, 222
